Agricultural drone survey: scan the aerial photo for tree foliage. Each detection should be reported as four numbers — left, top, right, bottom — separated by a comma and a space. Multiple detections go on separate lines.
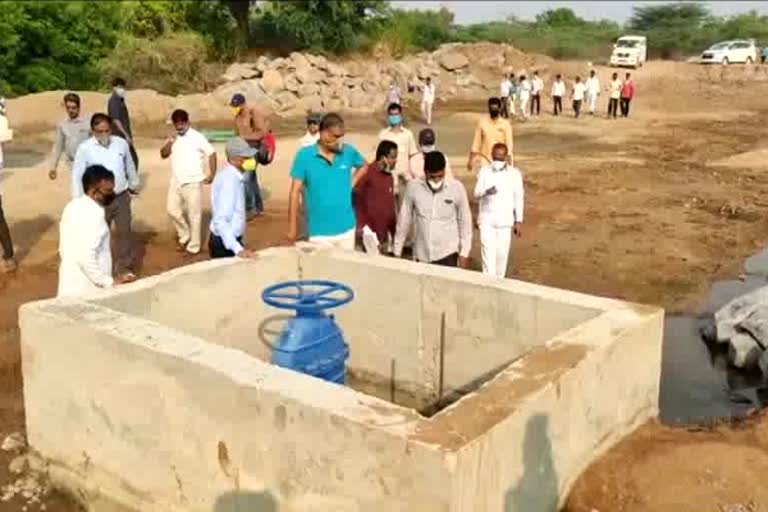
2, 1, 768, 97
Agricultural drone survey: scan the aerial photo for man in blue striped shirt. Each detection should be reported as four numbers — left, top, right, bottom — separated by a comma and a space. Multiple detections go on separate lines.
209, 138, 259, 258
71, 113, 140, 282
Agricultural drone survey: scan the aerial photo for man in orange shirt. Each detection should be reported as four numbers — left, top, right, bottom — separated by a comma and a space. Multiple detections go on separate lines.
467, 97, 514, 171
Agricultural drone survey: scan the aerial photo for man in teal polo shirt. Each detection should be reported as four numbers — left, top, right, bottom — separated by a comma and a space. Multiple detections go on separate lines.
287, 113, 366, 250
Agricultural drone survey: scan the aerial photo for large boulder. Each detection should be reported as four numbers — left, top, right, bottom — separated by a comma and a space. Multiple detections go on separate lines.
221, 63, 260, 82
728, 333, 762, 369
274, 91, 298, 111
439, 52, 469, 71
323, 97, 344, 111
260, 69, 285, 94
284, 74, 300, 93
295, 94, 323, 113
298, 82, 320, 97
296, 66, 326, 84
289, 52, 311, 71
714, 286, 768, 344
347, 89, 371, 109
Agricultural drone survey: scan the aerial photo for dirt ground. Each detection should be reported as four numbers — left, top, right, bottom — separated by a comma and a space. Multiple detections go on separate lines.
3, 61, 768, 509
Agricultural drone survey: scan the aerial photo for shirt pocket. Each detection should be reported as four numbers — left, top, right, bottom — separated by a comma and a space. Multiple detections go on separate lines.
435, 197, 456, 220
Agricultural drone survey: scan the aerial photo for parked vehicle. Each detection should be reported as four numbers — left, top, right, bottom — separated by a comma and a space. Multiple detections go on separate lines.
610, 36, 647, 69
699, 40, 757, 65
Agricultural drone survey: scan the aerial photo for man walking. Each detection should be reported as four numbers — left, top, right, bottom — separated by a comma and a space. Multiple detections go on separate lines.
551, 74, 565, 116
300, 112, 322, 147
107, 77, 139, 170
57, 165, 117, 297
0, 98, 14, 273
230, 93, 270, 219
209, 138, 259, 259
421, 77, 436, 125
379, 103, 419, 191
607, 72, 622, 119
572, 76, 586, 119
394, 151, 472, 268
499, 74, 512, 118
71, 113, 140, 283
518, 75, 532, 120
508, 73, 518, 118
585, 69, 601, 116
474, 143, 524, 278
530, 71, 544, 116
353, 140, 398, 254
160, 109, 217, 255
468, 98, 514, 171
410, 128, 453, 179
620, 73, 635, 118
288, 113, 366, 250
49, 93, 90, 180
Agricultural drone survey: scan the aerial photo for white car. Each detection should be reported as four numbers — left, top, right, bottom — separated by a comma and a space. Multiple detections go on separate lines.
700, 40, 757, 65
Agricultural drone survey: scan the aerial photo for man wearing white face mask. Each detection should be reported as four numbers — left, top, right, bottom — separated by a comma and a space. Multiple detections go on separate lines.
394, 151, 472, 268
474, 143, 524, 278
160, 109, 217, 255
71, 113, 140, 283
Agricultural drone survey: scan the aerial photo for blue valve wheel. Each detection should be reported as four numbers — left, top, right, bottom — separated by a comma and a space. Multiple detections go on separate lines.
262, 280, 354, 312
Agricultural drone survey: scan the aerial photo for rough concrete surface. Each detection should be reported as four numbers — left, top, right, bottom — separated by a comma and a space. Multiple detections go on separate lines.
20, 247, 663, 511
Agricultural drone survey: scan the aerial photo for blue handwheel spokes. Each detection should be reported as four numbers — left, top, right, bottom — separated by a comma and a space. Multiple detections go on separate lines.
262, 280, 354, 311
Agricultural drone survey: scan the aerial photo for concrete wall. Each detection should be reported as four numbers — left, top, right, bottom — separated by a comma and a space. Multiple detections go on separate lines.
21, 300, 452, 512
301, 249, 602, 409
93, 251, 299, 361
20, 247, 664, 512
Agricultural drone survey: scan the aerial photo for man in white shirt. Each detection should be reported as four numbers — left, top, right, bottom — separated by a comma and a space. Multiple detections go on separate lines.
585, 69, 601, 116
572, 76, 586, 119
160, 109, 217, 255
209, 138, 259, 258
530, 71, 544, 116
299, 112, 322, 147
379, 103, 419, 191
474, 143, 523, 278
551, 74, 566, 116
421, 77, 436, 125
518, 75, 532, 119
607, 72, 622, 119
71, 113, 140, 282
57, 165, 117, 297
499, 75, 512, 118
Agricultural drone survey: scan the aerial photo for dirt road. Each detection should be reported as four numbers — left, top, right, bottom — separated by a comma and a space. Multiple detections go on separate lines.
3, 61, 768, 509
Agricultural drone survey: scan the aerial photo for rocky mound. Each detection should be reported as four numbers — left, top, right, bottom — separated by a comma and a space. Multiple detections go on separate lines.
6, 43, 553, 133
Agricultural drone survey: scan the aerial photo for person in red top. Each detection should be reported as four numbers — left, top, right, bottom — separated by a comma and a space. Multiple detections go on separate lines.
620, 72, 635, 118
353, 140, 398, 254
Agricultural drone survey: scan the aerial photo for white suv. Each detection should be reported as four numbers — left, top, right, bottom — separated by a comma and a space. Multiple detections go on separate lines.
700, 40, 757, 65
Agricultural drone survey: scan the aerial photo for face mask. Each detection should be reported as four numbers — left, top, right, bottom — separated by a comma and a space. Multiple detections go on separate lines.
241, 157, 257, 172
420, 144, 435, 153
388, 115, 402, 127
331, 142, 344, 154
231, 107, 242, 116
427, 179, 444, 191
100, 192, 116, 207
176, 128, 188, 136
489, 109, 500, 118
491, 160, 507, 171
114, 87, 125, 98
96, 135, 110, 147
381, 161, 394, 174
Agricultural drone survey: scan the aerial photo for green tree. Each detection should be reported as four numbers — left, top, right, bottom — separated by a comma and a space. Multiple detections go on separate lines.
535, 8, 584, 28
256, 0, 388, 54
629, 2, 713, 57
0, 1, 123, 95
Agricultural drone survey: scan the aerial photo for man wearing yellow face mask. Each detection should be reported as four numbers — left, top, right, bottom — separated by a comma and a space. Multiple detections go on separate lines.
230, 94, 269, 220
208, 137, 259, 259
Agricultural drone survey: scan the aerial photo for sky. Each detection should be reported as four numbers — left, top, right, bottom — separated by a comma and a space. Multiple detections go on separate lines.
389, 1, 768, 25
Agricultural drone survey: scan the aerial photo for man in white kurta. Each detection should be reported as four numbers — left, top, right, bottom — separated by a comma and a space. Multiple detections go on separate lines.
474, 143, 524, 278
57, 165, 116, 297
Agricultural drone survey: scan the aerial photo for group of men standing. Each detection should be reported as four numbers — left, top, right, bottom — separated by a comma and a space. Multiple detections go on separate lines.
501, 69, 636, 119
286, 98, 524, 278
